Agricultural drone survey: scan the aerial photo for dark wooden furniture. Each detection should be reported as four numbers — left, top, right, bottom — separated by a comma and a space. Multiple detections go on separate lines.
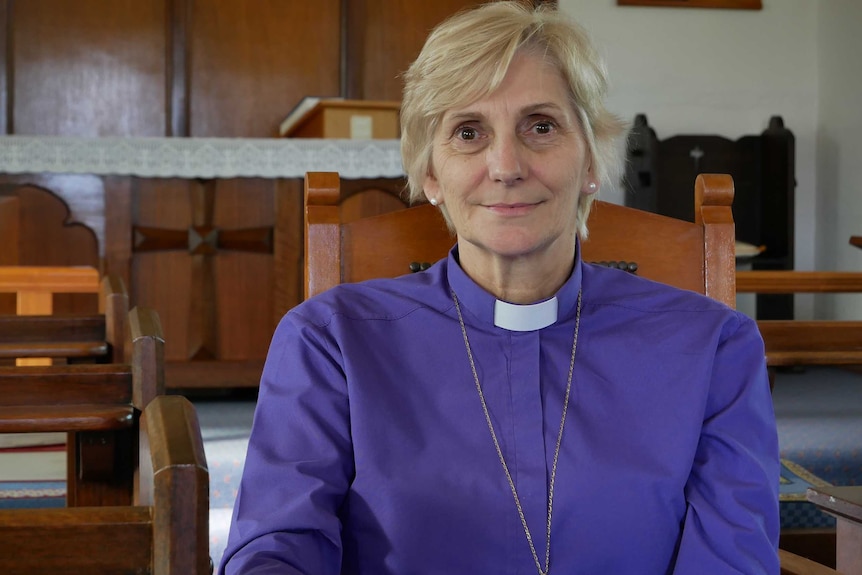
851, 236, 861, 250
304, 171, 737, 306
0, 394, 210, 575
624, 114, 795, 319
0, 306, 164, 507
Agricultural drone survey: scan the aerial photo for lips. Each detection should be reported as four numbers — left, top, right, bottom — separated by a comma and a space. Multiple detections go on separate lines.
484, 202, 540, 216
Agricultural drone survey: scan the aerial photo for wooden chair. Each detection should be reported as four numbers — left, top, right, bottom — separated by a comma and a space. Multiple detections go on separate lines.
305, 171, 856, 575
0, 394, 210, 575
304, 172, 453, 299
304, 171, 735, 305
0, 266, 128, 366
0, 306, 164, 507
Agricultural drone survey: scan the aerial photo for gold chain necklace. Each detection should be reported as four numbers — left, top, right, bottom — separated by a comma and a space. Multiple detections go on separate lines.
451, 289, 582, 575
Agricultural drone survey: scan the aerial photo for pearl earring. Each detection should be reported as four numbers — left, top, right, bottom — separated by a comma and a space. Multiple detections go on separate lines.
429, 197, 438, 206
587, 181, 598, 192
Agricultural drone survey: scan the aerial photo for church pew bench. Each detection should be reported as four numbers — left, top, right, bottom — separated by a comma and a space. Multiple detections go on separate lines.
0, 266, 128, 366
0, 306, 164, 507
736, 270, 862, 370
0, 394, 210, 575
0, 268, 130, 500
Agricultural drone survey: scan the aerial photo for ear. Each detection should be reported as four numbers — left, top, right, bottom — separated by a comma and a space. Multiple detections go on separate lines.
423, 170, 440, 200
580, 154, 598, 195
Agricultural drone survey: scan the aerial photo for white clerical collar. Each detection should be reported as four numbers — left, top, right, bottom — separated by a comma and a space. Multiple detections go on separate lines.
494, 296, 558, 332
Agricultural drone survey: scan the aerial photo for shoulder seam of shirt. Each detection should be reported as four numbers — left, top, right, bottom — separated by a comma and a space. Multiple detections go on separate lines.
291, 300, 456, 329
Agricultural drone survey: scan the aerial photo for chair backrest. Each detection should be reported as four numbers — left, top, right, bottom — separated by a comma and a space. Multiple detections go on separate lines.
0, 306, 164, 507
0, 394, 210, 575
0, 266, 128, 365
304, 171, 736, 307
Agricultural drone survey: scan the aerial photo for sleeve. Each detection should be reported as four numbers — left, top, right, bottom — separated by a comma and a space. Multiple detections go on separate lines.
218, 310, 353, 575
672, 312, 781, 574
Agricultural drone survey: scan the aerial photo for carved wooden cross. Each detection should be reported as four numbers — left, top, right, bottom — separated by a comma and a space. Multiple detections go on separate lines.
689, 146, 705, 173
132, 179, 272, 361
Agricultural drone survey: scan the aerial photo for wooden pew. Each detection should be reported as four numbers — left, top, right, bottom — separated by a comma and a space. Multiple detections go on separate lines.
0, 266, 128, 366
0, 306, 164, 507
0, 394, 210, 575
736, 270, 862, 370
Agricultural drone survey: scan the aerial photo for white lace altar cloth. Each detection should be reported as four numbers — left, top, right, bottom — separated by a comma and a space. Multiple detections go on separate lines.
0, 136, 405, 179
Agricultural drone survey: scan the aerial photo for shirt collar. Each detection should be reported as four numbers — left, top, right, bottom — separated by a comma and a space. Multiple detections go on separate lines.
493, 297, 558, 331
446, 238, 584, 332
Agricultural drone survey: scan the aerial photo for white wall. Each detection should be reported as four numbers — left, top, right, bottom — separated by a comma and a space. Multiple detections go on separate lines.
559, 0, 822, 317
816, 1, 862, 320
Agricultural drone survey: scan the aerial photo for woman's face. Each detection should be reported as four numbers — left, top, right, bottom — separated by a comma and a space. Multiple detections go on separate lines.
424, 50, 595, 268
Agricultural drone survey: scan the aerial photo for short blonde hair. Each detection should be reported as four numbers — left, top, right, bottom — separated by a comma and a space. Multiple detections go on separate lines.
401, 1, 625, 237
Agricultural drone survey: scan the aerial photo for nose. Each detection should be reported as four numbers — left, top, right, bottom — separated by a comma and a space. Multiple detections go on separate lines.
487, 133, 525, 185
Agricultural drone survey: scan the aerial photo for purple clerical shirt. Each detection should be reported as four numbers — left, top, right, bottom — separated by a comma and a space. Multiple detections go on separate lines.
220, 246, 780, 574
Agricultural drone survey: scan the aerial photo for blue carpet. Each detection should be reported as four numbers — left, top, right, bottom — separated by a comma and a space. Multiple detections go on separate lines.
193, 396, 255, 572
772, 367, 862, 487
772, 366, 862, 529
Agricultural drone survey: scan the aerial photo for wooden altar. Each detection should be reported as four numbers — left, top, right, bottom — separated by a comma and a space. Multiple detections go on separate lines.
0, 136, 405, 388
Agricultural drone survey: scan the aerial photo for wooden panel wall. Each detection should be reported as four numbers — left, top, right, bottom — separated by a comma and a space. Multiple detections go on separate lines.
9, 0, 167, 136
345, 0, 486, 100
0, 0, 552, 137
0, 0, 554, 387
188, 0, 341, 137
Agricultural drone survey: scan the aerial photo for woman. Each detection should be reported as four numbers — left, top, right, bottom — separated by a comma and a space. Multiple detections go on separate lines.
220, 2, 779, 574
